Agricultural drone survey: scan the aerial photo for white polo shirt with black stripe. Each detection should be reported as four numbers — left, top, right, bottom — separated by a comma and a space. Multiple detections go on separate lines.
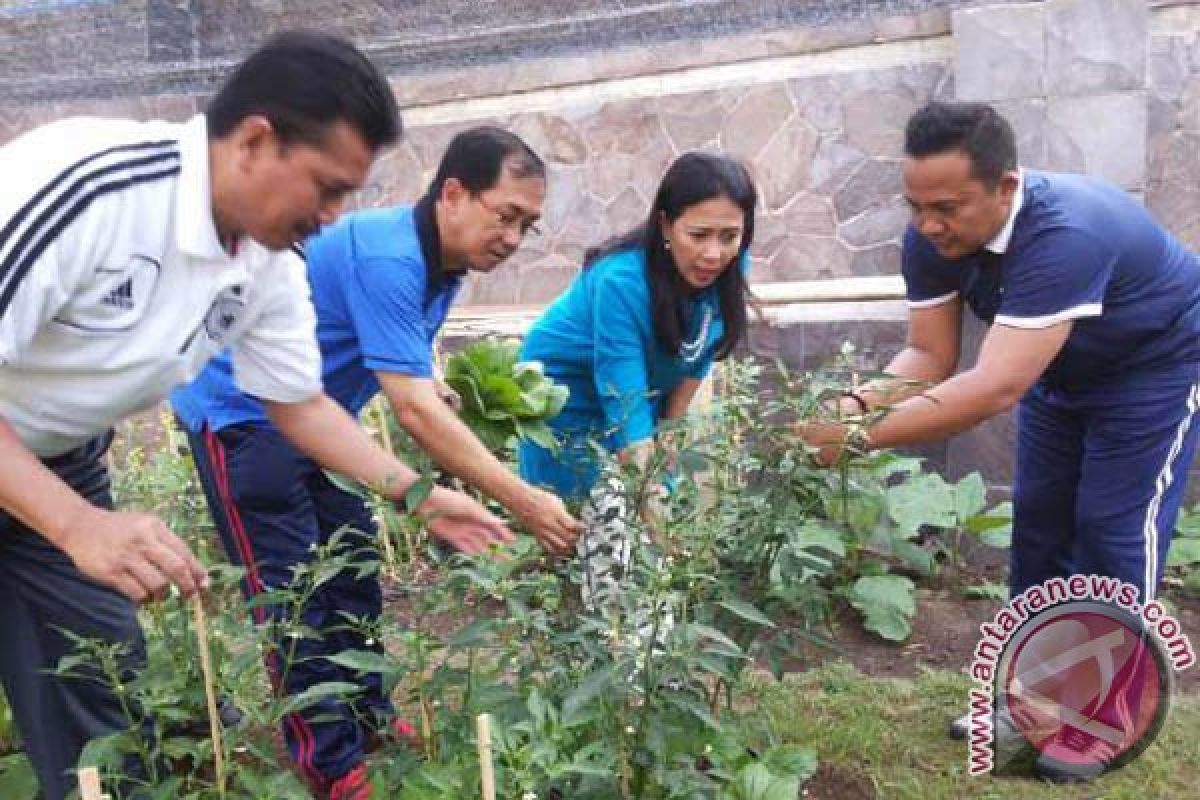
0, 114, 321, 457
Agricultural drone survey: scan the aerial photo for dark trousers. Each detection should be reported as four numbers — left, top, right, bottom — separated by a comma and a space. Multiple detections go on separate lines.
185, 422, 389, 788
1011, 364, 1200, 600
0, 432, 146, 800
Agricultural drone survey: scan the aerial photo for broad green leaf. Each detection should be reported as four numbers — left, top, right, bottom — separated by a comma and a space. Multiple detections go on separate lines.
718, 598, 776, 629
275, 681, 362, 717
888, 538, 937, 576
725, 762, 778, 800
0, 754, 38, 800
789, 522, 846, 559
964, 514, 1010, 535
954, 472, 988, 520
844, 574, 916, 641
887, 473, 956, 534
562, 665, 618, 723
323, 469, 368, 499
515, 419, 558, 450
1168, 537, 1200, 566
404, 474, 435, 513
1175, 506, 1200, 537
686, 624, 746, 659
967, 501, 1012, 548
324, 649, 395, 674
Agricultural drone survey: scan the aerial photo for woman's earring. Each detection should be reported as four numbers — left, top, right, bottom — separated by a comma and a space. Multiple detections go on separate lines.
664, 239, 672, 250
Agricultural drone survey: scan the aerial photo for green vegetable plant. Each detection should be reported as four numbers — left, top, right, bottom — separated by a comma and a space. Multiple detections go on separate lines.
442, 338, 569, 454
49, 350, 1016, 798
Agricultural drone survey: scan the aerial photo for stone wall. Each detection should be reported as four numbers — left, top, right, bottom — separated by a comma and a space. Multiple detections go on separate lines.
2, 1, 986, 305
5, 1, 1196, 308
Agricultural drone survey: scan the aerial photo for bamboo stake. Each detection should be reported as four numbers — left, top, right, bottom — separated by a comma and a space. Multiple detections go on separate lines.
372, 398, 399, 569
476, 713, 496, 800
191, 595, 227, 797
77, 766, 105, 800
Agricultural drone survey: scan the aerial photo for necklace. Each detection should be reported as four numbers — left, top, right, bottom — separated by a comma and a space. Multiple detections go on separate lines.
680, 303, 713, 363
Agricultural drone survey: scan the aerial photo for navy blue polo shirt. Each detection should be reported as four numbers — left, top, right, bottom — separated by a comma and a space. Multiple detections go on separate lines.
903, 170, 1200, 388
172, 196, 462, 431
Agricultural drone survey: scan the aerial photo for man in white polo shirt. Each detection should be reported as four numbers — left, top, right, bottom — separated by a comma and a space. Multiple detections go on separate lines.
0, 31, 511, 799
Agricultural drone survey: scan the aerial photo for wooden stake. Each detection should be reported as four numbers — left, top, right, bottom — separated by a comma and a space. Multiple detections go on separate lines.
476, 713, 496, 800
77, 766, 104, 800
373, 398, 400, 569
191, 595, 227, 797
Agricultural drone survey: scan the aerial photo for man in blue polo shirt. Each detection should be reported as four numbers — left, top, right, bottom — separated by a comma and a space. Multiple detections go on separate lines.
797, 102, 1200, 780
172, 126, 579, 799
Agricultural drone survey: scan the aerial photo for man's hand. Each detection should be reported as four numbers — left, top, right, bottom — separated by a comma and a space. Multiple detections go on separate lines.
417, 486, 516, 555
794, 421, 854, 467
57, 506, 209, 604
512, 486, 582, 556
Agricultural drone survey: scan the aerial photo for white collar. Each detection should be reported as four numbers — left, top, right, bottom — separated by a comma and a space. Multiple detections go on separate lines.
175, 114, 231, 261
984, 168, 1024, 254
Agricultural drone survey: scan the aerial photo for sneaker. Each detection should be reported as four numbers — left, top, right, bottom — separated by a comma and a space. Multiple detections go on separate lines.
948, 708, 1023, 747
388, 716, 420, 746
328, 764, 373, 800
364, 716, 421, 754
1034, 726, 1115, 783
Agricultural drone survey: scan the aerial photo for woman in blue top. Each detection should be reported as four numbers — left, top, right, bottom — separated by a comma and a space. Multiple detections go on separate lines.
519, 152, 757, 500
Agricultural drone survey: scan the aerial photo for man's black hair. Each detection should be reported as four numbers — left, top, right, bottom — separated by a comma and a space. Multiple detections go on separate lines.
424, 126, 545, 198
207, 30, 400, 151
904, 102, 1017, 187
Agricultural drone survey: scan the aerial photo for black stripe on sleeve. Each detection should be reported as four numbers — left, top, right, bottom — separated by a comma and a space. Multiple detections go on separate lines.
0, 160, 182, 317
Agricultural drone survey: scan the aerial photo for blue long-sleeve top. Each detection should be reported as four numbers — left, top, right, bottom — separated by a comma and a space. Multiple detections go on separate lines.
518, 247, 735, 496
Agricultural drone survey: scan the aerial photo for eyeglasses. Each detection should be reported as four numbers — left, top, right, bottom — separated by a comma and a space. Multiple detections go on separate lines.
474, 193, 542, 237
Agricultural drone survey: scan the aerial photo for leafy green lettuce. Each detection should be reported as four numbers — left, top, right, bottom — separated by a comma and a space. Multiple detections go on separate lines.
443, 338, 569, 453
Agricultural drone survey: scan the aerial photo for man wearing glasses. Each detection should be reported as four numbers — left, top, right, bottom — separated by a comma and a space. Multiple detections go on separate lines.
171, 126, 580, 799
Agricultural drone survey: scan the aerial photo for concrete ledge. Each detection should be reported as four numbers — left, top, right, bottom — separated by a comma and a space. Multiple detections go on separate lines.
443, 276, 908, 337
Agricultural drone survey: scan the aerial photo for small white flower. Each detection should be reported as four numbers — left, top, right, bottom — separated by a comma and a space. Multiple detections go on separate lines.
522, 793, 538, 800
704, 744, 713, 754
624, 725, 635, 735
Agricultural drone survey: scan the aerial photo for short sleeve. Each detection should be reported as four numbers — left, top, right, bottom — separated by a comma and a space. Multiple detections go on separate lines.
0, 157, 116, 365
348, 256, 435, 377
230, 252, 322, 403
688, 357, 715, 381
995, 228, 1112, 329
0, 227, 76, 366
592, 269, 656, 448
901, 227, 960, 309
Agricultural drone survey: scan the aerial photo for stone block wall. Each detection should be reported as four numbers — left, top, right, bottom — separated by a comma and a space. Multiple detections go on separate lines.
955, 0, 1150, 189
374, 53, 954, 305
6, 1, 1196, 308
1149, 2, 1200, 249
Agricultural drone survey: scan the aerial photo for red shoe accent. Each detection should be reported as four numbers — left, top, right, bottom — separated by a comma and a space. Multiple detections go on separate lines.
328, 764, 372, 800
390, 717, 419, 745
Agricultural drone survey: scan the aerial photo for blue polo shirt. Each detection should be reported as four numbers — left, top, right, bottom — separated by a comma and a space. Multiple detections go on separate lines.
172, 197, 462, 431
903, 170, 1200, 388
519, 247, 733, 449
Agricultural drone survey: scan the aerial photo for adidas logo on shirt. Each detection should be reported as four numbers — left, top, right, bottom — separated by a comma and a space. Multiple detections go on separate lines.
101, 278, 135, 310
